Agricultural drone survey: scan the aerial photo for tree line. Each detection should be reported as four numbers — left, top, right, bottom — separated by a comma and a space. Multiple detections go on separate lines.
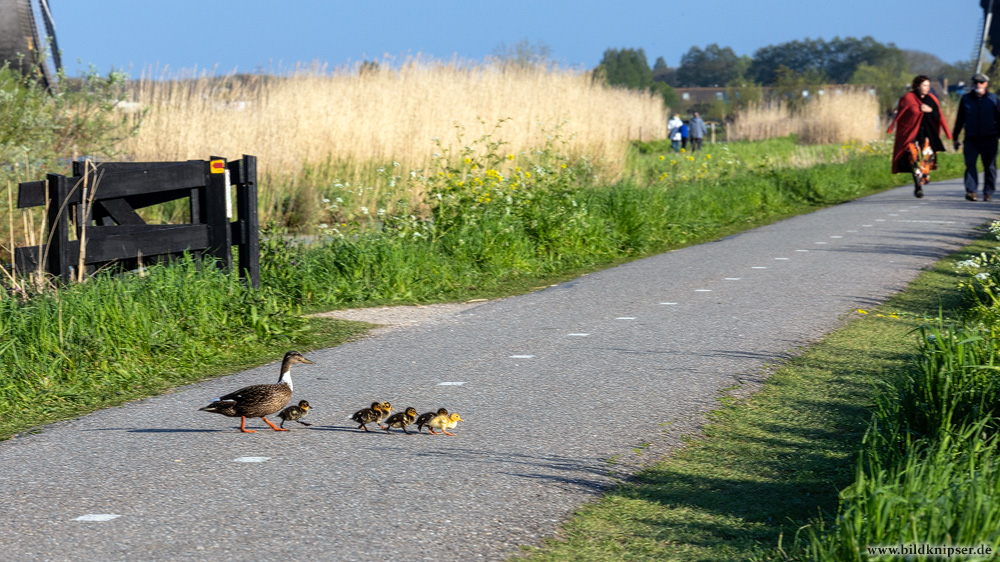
596, 36, 977, 116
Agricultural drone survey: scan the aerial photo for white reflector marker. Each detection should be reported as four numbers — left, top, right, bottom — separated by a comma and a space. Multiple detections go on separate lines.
567, 333, 590, 337
233, 457, 270, 463
438, 381, 466, 386
510, 355, 534, 359
615, 317, 636, 320
75, 514, 120, 522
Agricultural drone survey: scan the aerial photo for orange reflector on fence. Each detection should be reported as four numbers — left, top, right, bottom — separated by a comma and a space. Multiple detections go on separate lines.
210, 159, 225, 173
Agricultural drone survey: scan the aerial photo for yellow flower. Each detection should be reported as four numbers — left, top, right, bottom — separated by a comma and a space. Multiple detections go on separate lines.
671, 160, 677, 165
680, 148, 686, 153
463, 157, 471, 164
525, 171, 531, 178
857, 309, 868, 315
659, 155, 665, 161
506, 154, 514, 160
706, 154, 712, 159
560, 164, 567, 169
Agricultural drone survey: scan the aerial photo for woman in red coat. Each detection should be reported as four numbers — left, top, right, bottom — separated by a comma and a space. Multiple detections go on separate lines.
888, 74, 952, 198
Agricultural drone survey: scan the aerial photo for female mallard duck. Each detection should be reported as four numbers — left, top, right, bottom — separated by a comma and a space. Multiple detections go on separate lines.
384, 407, 418, 434
427, 412, 463, 436
415, 408, 448, 433
199, 351, 314, 433
351, 402, 383, 432
278, 400, 313, 429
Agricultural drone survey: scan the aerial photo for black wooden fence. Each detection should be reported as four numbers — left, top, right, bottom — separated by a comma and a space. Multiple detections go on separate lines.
14, 155, 260, 287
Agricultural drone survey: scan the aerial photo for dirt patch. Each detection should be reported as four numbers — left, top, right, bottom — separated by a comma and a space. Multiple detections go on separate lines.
313, 301, 488, 336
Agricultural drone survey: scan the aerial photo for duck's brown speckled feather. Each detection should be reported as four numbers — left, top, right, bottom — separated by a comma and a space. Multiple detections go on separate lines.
204, 382, 292, 418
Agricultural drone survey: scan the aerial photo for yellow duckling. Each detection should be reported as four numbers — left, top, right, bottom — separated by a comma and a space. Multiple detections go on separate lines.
415, 408, 448, 433
427, 412, 463, 436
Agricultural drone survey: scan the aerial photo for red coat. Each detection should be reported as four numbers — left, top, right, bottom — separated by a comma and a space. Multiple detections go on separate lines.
887, 91, 951, 174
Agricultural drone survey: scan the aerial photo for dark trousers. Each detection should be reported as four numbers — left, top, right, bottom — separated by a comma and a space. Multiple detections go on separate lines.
963, 135, 998, 194
691, 137, 703, 151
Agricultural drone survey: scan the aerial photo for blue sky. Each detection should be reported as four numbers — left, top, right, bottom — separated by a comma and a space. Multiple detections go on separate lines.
52, 0, 985, 78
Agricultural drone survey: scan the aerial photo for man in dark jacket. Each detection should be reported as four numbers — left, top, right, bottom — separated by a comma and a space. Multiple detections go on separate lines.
953, 72, 1000, 201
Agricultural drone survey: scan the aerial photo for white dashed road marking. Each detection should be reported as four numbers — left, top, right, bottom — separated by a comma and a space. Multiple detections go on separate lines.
74, 514, 120, 522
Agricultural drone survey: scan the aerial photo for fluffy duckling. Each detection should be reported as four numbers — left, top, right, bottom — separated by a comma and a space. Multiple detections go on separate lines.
199, 351, 314, 433
383, 407, 418, 434
416, 408, 448, 433
351, 402, 383, 432
427, 412, 463, 436
376, 401, 393, 425
278, 400, 313, 429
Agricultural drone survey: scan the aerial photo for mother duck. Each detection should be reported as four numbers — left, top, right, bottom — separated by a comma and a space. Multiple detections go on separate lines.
199, 351, 314, 433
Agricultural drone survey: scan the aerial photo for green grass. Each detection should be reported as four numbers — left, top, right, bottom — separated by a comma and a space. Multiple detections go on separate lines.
515, 230, 994, 562
0, 256, 372, 439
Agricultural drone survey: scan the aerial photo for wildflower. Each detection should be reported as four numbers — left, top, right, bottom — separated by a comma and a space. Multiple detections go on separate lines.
361, 206, 369, 214
464, 157, 471, 164
706, 154, 712, 159
319, 223, 328, 229
659, 155, 665, 161
322, 198, 331, 203
507, 154, 515, 160
857, 309, 868, 315
680, 148, 686, 153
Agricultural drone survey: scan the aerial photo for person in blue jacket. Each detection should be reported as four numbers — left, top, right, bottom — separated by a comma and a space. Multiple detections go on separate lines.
953, 72, 1000, 201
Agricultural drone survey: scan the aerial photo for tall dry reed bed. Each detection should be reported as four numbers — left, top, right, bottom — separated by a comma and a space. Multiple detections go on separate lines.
120, 61, 668, 226
729, 88, 882, 144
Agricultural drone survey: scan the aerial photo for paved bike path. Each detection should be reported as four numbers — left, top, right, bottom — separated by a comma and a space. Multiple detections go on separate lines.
0, 178, 995, 561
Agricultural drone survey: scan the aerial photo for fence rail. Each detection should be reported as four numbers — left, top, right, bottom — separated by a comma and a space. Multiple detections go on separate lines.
14, 155, 260, 287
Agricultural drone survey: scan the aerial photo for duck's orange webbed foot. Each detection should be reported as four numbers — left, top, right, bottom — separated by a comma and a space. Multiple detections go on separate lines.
262, 416, 288, 431
239, 417, 257, 433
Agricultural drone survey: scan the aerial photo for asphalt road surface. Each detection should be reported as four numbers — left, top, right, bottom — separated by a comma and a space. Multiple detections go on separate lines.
1, 178, 996, 561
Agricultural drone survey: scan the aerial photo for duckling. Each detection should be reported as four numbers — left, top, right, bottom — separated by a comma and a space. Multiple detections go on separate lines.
383, 407, 418, 434
416, 408, 448, 433
199, 351, 314, 433
427, 412, 463, 436
278, 400, 313, 429
376, 401, 393, 426
351, 402, 383, 432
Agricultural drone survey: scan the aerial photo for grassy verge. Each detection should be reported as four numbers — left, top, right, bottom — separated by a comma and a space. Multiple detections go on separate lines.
515, 228, 992, 561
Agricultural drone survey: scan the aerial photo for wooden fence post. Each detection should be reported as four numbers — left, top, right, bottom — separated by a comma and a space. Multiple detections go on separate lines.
205, 157, 233, 270
45, 173, 72, 282
234, 155, 260, 288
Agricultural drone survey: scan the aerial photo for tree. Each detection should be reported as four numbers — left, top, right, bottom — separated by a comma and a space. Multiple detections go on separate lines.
492, 39, 554, 69
596, 47, 653, 89
749, 36, 905, 85
675, 44, 749, 87
849, 62, 910, 113
595, 47, 676, 106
